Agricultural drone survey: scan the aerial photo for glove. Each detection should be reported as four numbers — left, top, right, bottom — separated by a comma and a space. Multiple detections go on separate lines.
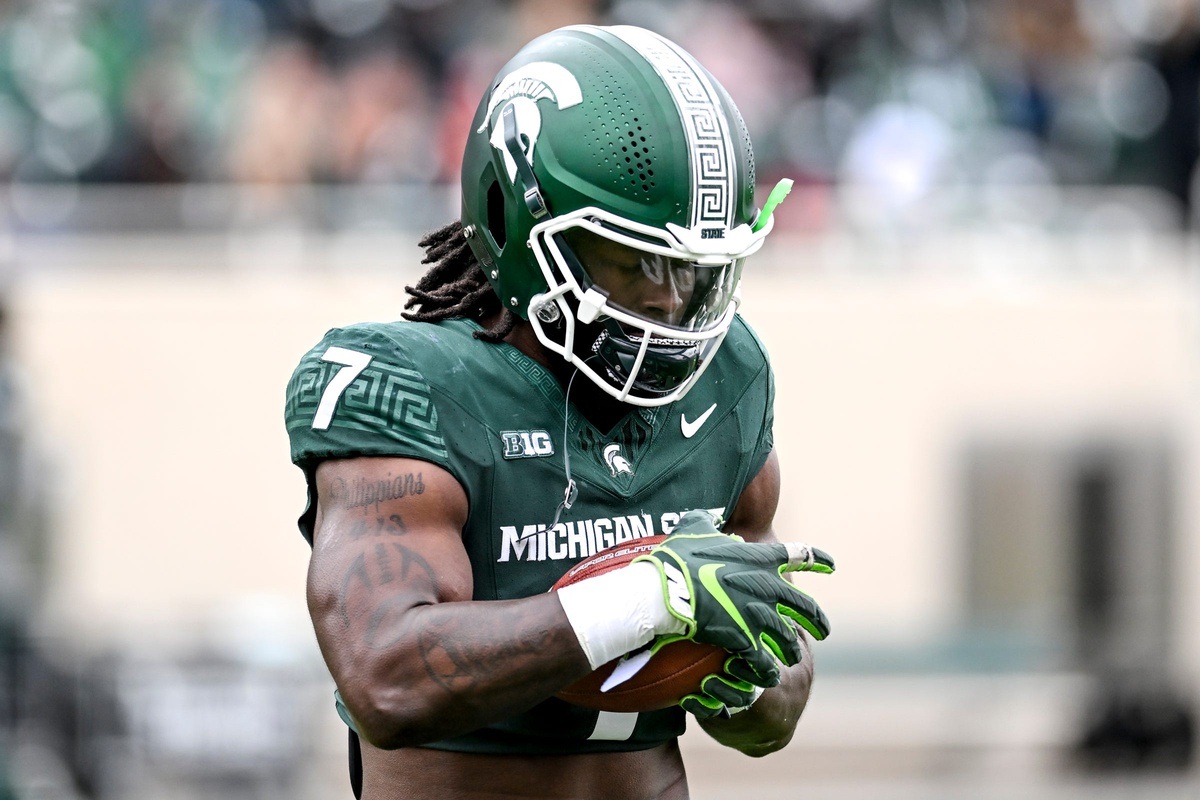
680, 656, 765, 719
633, 509, 834, 688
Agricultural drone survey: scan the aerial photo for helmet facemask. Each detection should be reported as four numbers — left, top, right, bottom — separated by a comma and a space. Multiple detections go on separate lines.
526, 207, 774, 406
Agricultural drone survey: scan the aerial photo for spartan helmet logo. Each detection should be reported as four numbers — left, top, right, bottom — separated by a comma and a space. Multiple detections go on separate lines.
479, 62, 582, 184
603, 443, 633, 477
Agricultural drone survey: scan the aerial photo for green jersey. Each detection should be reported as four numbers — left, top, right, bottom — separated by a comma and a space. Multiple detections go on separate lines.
285, 316, 775, 755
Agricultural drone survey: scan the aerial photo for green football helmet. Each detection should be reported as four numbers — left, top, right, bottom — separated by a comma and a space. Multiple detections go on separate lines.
460, 24, 788, 407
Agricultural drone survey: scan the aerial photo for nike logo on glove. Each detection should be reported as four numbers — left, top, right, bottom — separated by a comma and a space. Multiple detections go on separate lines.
681, 403, 718, 438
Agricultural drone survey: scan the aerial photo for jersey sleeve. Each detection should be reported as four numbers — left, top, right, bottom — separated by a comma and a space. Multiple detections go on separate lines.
284, 325, 451, 471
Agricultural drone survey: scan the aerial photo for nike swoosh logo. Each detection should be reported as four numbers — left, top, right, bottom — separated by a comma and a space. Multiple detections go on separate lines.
697, 563, 753, 641
681, 403, 718, 438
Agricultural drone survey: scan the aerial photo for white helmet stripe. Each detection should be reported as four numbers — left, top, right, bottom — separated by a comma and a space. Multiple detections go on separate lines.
605, 25, 736, 229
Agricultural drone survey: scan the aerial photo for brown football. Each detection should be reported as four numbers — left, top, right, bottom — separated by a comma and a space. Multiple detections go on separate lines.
552, 535, 729, 713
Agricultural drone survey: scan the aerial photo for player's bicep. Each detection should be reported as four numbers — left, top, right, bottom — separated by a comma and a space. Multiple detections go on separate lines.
306, 456, 471, 652
724, 449, 781, 544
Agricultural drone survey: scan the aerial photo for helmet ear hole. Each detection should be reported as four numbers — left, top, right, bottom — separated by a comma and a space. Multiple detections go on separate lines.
486, 180, 507, 249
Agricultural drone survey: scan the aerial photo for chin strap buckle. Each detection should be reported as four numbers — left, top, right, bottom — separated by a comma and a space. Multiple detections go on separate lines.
524, 187, 548, 219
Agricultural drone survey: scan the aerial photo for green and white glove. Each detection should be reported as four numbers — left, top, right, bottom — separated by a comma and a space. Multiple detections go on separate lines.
633, 509, 834, 688
680, 656, 765, 719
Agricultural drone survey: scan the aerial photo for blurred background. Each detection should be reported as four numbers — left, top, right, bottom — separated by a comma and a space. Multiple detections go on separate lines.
0, 0, 1198, 797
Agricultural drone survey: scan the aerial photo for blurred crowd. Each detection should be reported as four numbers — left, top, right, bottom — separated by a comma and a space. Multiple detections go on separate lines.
0, 0, 1199, 230
2, 0, 1200, 230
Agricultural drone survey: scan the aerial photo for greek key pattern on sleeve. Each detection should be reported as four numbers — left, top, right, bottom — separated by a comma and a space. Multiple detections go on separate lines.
287, 356, 448, 460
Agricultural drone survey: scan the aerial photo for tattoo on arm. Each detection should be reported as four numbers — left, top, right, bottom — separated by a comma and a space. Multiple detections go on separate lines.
337, 553, 372, 628
348, 514, 409, 540
336, 541, 438, 631
335, 538, 556, 696
417, 616, 555, 695
375, 543, 394, 584
330, 472, 427, 514
338, 541, 440, 647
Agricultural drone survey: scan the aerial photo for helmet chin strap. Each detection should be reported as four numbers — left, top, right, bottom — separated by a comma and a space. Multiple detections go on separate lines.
502, 103, 549, 219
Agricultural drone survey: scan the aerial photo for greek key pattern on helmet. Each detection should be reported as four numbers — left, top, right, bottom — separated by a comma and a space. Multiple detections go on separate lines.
610, 26, 734, 228
288, 359, 447, 459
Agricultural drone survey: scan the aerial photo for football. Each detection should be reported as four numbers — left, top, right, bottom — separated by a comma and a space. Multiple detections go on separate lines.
551, 535, 730, 713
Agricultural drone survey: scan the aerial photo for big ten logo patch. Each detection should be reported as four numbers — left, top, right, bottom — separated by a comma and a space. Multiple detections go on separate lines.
501, 430, 555, 459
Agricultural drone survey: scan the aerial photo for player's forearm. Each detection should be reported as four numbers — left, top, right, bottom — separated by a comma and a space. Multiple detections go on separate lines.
698, 637, 814, 756
321, 593, 592, 749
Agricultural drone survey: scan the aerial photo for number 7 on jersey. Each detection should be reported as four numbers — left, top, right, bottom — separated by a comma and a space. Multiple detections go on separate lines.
312, 347, 372, 430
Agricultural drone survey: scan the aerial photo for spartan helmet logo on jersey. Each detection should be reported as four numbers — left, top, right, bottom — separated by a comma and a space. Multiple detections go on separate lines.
602, 443, 633, 477
461, 25, 791, 407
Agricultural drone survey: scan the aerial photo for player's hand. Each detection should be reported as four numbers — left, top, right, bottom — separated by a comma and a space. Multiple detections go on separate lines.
680, 657, 764, 719
633, 509, 834, 687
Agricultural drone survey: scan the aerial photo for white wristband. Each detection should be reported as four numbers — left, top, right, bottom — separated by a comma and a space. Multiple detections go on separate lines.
556, 562, 686, 670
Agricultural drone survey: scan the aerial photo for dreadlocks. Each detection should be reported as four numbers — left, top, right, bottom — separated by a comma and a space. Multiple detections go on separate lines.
403, 220, 518, 342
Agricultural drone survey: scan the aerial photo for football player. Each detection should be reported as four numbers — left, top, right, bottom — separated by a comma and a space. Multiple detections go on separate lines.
286, 24, 834, 800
